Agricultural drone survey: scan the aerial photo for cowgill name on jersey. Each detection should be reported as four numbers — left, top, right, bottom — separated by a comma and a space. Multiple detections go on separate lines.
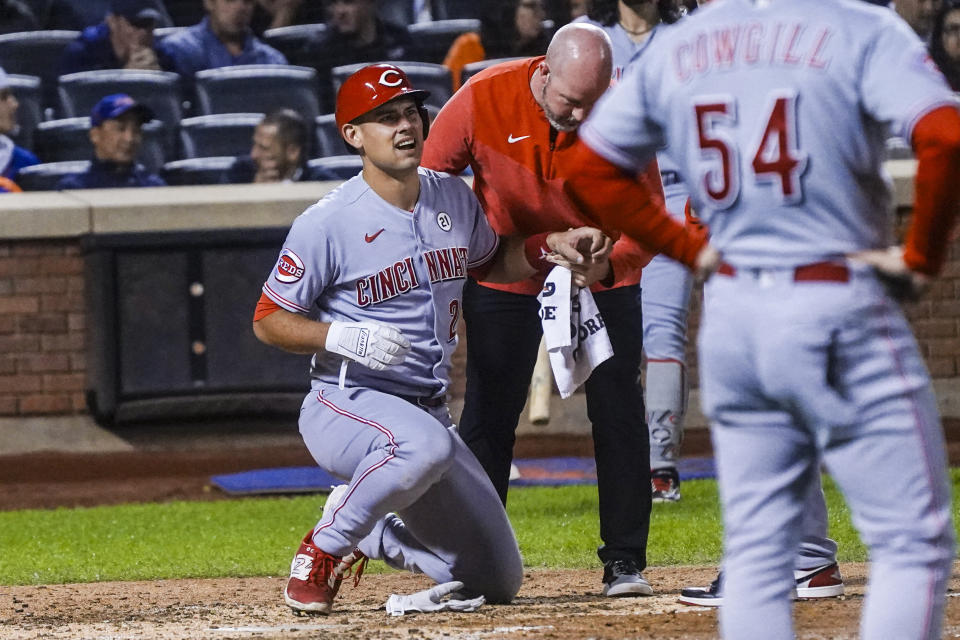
674, 23, 832, 82
356, 246, 470, 307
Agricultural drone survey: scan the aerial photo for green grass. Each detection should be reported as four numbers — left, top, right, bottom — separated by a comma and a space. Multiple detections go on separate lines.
0, 470, 957, 585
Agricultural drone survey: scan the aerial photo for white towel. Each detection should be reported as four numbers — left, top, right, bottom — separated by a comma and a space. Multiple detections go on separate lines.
537, 266, 614, 398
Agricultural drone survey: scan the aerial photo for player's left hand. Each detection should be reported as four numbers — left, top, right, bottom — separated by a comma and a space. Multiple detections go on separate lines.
546, 227, 611, 265
694, 243, 722, 282
849, 246, 930, 301
384, 581, 485, 616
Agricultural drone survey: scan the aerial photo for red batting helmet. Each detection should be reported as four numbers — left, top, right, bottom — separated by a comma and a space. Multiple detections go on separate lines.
335, 64, 431, 134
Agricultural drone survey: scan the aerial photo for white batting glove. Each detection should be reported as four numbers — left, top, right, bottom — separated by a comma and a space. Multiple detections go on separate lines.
384, 581, 485, 616
325, 320, 411, 371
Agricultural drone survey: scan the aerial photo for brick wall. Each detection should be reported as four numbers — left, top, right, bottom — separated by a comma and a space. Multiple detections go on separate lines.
0, 239, 86, 415
0, 230, 954, 417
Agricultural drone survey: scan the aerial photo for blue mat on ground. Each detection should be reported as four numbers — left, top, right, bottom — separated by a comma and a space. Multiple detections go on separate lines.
211, 456, 716, 495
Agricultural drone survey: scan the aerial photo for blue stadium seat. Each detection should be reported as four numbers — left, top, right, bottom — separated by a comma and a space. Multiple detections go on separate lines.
33, 117, 167, 174
178, 113, 262, 159
161, 156, 236, 186
313, 113, 342, 159
194, 65, 320, 125
16, 159, 90, 191
307, 155, 362, 181
56, 69, 183, 124
331, 62, 453, 111
262, 24, 327, 63
0, 30, 79, 113
406, 19, 480, 64
56, 69, 183, 157
7, 73, 42, 151
461, 57, 524, 87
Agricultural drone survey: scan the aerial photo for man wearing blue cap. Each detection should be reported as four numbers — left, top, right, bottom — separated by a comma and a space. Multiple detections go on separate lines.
57, 94, 166, 190
60, 0, 175, 75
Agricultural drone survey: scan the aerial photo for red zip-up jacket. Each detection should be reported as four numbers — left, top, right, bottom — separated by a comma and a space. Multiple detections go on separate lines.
421, 56, 707, 295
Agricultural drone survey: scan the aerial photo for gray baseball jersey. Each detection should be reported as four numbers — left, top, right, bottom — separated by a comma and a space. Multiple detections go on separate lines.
582, 1, 957, 638
581, 0, 957, 266
262, 167, 498, 399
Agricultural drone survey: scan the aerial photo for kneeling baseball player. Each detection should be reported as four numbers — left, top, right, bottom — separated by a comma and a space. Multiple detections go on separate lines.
252, 64, 614, 615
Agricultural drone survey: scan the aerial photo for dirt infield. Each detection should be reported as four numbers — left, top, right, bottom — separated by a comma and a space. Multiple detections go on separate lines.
2, 419, 959, 639
3, 564, 960, 639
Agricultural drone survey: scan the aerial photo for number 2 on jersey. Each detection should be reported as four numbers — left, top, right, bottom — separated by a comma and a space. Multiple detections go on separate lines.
694, 89, 808, 208
448, 299, 460, 342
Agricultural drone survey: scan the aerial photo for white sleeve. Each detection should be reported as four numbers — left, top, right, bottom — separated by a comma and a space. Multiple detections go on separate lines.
261, 212, 332, 314
580, 50, 666, 173
860, 14, 958, 140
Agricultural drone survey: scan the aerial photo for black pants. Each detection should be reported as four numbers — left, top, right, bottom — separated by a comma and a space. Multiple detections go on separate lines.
459, 278, 651, 567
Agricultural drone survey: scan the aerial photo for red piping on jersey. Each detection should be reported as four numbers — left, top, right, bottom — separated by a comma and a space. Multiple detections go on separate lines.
263, 282, 311, 313
312, 391, 399, 536
875, 294, 948, 640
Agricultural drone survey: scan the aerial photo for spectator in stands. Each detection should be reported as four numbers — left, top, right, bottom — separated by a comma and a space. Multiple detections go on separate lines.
296, 0, 409, 107
250, 0, 326, 34
57, 94, 166, 189
896, 0, 940, 42
60, 0, 175, 76
443, 0, 551, 90
377, 0, 480, 26
227, 108, 308, 183
0, 67, 39, 190
157, 0, 287, 82
932, 0, 960, 90
44, 0, 172, 31
0, 0, 39, 34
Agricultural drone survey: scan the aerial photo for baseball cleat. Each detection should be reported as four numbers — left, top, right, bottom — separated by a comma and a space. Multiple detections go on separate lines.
678, 572, 722, 606
284, 531, 369, 615
602, 558, 654, 597
678, 564, 844, 607
794, 563, 845, 599
651, 467, 681, 503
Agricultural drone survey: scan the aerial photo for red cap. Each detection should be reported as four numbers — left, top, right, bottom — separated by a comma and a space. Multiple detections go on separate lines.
334, 64, 430, 134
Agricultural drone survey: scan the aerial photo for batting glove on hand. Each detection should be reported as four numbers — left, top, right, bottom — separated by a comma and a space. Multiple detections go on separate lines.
384, 581, 485, 616
325, 320, 411, 371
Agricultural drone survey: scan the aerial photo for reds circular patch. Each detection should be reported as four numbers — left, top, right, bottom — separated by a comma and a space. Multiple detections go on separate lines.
274, 248, 305, 283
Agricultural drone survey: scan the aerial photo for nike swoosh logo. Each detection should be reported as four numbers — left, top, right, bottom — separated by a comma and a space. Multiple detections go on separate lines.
365, 228, 385, 243
507, 134, 530, 144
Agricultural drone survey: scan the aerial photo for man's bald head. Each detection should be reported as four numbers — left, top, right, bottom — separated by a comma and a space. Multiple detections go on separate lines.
545, 22, 613, 82
533, 23, 613, 131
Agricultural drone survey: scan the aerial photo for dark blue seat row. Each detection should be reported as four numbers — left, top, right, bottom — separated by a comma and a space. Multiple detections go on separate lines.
16, 154, 363, 191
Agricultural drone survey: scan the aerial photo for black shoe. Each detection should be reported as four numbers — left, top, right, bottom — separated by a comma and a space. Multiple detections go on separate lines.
602, 558, 653, 597
678, 572, 722, 607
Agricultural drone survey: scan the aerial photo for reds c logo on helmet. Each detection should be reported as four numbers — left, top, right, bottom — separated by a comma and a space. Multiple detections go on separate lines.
335, 64, 432, 144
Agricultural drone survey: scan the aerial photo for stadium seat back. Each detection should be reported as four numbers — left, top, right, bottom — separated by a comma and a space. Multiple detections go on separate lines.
161, 156, 236, 186
194, 65, 320, 125
261, 24, 327, 62
306, 155, 362, 181
0, 30, 78, 112
406, 19, 480, 64
16, 159, 90, 191
179, 113, 262, 159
